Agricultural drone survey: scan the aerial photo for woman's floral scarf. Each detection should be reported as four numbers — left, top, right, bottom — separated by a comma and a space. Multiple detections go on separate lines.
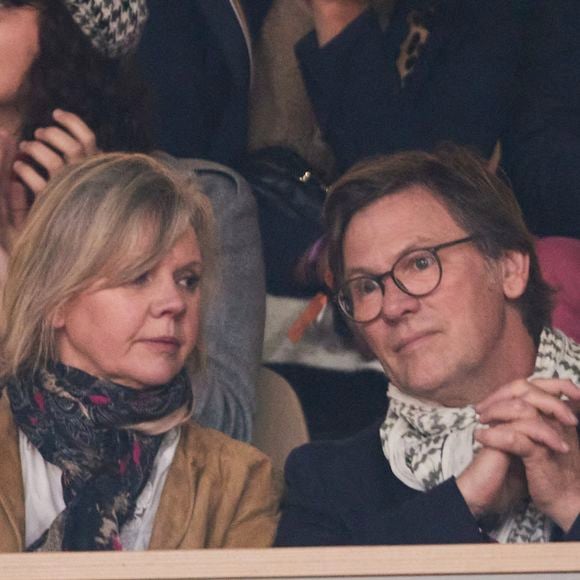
6, 361, 192, 551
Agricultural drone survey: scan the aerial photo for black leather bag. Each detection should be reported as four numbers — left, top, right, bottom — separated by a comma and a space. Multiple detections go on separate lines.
241, 147, 328, 296
242, 146, 327, 225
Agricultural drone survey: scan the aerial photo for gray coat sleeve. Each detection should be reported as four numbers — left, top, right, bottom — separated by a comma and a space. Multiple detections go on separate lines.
157, 154, 265, 441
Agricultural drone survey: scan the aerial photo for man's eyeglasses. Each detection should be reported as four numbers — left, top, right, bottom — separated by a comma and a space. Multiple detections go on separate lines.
335, 236, 475, 323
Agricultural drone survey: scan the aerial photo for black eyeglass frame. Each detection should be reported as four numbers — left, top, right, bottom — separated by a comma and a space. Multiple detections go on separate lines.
335, 235, 475, 323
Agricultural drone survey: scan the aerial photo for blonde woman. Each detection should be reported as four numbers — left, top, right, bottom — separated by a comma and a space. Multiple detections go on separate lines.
0, 153, 279, 552
0, 0, 263, 443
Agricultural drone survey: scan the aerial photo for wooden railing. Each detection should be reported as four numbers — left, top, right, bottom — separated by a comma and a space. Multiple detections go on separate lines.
1, 543, 579, 579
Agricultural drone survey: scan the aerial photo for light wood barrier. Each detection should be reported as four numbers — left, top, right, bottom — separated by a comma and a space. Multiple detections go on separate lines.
1, 543, 580, 580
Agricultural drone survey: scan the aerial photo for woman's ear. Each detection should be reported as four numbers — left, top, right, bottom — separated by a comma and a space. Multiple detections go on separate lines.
499, 250, 530, 300
50, 303, 66, 329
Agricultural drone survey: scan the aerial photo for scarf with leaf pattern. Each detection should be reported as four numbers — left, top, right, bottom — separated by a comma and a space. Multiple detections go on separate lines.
6, 362, 192, 551
380, 327, 580, 543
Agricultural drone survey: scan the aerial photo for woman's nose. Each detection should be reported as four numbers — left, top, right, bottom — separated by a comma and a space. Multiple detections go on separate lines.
150, 280, 186, 318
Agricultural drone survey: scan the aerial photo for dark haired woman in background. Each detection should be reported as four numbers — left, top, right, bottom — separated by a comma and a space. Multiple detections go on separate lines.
0, 0, 149, 256
0, 1, 265, 441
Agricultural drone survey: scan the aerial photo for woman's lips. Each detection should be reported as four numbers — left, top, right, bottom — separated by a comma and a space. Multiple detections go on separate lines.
141, 336, 181, 353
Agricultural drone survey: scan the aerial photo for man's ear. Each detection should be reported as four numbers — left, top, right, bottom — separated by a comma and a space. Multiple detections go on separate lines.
499, 250, 530, 300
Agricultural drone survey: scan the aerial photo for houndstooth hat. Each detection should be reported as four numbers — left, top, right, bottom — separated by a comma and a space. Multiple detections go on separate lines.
63, 0, 148, 58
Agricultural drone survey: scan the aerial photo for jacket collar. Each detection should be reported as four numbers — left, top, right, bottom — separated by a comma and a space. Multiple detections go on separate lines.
148, 423, 201, 549
0, 392, 25, 551
195, 0, 251, 94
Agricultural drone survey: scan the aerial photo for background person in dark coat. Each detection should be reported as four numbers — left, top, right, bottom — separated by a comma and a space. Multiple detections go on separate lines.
139, 0, 578, 238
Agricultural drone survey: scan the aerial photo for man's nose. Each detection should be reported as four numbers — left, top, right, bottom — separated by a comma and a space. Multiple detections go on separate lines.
379, 276, 420, 321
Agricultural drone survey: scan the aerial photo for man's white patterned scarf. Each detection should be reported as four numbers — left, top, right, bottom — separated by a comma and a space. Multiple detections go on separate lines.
380, 327, 580, 543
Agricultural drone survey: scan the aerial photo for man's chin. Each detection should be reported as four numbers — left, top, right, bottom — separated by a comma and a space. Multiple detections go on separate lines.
397, 383, 445, 404
387, 367, 456, 405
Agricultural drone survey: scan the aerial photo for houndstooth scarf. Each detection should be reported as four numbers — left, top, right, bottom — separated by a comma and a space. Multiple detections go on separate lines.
7, 361, 192, 551
380, 327, 580, 543
63, 0, 148, 58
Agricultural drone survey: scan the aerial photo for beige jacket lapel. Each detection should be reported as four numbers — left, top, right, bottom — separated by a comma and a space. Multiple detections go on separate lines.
0, 393, 25, 551
148, 425, 198, 549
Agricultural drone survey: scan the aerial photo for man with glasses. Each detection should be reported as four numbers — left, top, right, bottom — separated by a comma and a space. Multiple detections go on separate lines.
276, 145, 580, 546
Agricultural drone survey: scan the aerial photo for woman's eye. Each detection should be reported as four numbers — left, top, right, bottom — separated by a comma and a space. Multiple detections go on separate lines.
178, 274, 200, 292
131, 272, 150, 286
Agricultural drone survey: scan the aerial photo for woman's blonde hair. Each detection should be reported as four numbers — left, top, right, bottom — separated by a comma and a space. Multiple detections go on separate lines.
1, 152, 216, 378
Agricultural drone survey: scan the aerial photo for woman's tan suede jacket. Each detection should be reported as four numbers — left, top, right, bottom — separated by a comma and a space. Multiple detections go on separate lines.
0, 393, 280, 552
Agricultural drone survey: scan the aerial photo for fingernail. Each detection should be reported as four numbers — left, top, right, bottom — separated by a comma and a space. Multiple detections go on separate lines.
562, 441, 570, 452
53, 109, 62, 117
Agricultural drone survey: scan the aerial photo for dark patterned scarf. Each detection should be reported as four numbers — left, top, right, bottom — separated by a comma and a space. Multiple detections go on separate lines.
6, 362, 193, 551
